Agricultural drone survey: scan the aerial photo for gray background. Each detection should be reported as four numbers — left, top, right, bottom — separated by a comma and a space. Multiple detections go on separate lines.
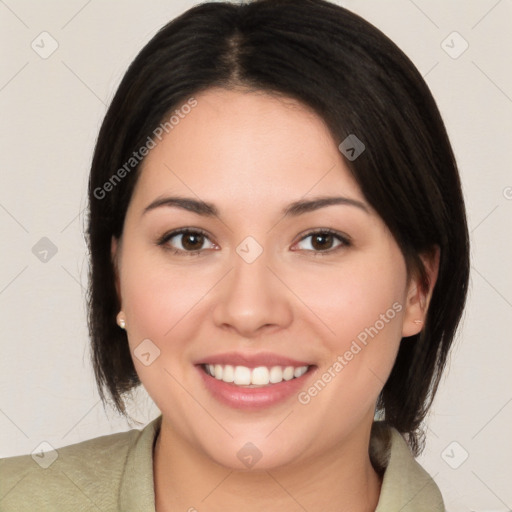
1, 0, 511, 510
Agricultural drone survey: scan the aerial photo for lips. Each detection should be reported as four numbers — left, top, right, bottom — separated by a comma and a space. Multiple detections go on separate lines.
194, 351, 311, 368
194, 352, 316, 409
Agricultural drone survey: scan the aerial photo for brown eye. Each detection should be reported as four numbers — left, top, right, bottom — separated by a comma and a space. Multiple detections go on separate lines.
311, 233, 335, 250
181, 232, 205, 250
159, 229, 216, 253
294, 230, 349, 253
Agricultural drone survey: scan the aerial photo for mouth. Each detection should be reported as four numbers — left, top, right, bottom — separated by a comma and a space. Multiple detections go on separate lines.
201, 363, 310, 387
195, 354, 316, 409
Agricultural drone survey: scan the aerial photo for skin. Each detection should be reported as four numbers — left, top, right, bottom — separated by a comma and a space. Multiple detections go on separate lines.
112, 87, 438, 512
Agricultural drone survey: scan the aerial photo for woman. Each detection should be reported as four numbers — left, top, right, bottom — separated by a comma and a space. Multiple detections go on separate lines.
0, 0, 469, 510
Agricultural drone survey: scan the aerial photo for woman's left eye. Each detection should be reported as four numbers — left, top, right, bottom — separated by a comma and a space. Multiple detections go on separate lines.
293, 230, 350, 253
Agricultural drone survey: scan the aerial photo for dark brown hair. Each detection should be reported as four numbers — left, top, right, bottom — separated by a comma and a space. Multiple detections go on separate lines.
87, 0, 469, 454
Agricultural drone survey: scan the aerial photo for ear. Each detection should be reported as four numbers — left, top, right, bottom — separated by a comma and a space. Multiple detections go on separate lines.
111, 236, 122, 303
401, 246, 440, 338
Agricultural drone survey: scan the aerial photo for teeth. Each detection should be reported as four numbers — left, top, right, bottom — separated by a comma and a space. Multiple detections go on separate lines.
251, 366, 269, 385
294, 366, 307, 378
233, 365, 251, 385
222, 364, 234, 383
283, 366, 294, 381
269, 366, 283, 383
204, 364, 309, 386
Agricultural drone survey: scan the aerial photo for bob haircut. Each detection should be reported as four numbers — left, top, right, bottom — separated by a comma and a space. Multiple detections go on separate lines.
87, 0, 469, 454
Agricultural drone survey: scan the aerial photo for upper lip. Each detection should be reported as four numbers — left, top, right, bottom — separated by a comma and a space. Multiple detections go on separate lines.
194, 352, 312, 368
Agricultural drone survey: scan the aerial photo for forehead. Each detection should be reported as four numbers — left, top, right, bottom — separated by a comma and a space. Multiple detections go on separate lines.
133, 87, 364, 208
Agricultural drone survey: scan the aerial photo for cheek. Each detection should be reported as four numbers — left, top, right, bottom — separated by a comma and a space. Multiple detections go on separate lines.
118, 250, 210, 398
120, 261, 169, 340
289, 253, 407, 349
119, 247, 220, 348
291, 254, 407, 431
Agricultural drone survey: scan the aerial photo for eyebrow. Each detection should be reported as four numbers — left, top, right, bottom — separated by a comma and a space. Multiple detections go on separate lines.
143, 197, 218, 216
283, 196, 369, 216
142, 195, 370, 217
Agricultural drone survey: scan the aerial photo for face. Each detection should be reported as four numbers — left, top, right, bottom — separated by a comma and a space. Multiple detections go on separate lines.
113, 88, 426, 470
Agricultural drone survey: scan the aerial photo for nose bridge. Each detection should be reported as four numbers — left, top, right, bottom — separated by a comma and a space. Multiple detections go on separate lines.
231, 248, 271, 297
212, 241, 292, 336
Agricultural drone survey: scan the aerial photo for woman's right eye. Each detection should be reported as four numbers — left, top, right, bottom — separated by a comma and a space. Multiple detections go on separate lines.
157, 229, 217, 255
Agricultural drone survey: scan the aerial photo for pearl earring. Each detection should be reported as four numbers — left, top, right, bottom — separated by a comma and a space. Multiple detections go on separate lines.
117, 313, 126, 330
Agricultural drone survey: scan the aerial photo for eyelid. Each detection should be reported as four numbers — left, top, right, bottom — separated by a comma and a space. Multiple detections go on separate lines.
156, 227, 218, 254
291, 228, 351, 253
157, 227, 351, 256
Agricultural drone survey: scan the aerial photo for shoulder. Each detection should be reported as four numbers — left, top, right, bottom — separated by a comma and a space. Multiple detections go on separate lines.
373, 423, 445, 512
0, 425, 144, 511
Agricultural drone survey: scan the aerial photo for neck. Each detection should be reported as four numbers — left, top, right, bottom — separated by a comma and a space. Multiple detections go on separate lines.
153, 419, 382, 512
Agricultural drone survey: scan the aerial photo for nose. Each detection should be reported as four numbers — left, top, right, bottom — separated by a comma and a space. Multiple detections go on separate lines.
212, 250, 293, 339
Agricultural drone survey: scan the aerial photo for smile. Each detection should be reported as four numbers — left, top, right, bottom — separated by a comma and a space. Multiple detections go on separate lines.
203, 364, 310, 387
196, 354, 316, 409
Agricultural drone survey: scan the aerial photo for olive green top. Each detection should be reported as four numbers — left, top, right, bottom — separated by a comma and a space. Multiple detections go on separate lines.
0, 417, 444, 511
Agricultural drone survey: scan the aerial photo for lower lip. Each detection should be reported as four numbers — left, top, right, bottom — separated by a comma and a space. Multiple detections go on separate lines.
197, 365, 315, 410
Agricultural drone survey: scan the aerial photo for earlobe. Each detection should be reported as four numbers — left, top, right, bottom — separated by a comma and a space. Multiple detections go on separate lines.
401, 246, 440, 338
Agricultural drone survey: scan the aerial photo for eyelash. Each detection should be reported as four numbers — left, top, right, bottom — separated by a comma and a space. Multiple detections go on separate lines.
156, 228, 214, 257
156, 228, 351, 257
